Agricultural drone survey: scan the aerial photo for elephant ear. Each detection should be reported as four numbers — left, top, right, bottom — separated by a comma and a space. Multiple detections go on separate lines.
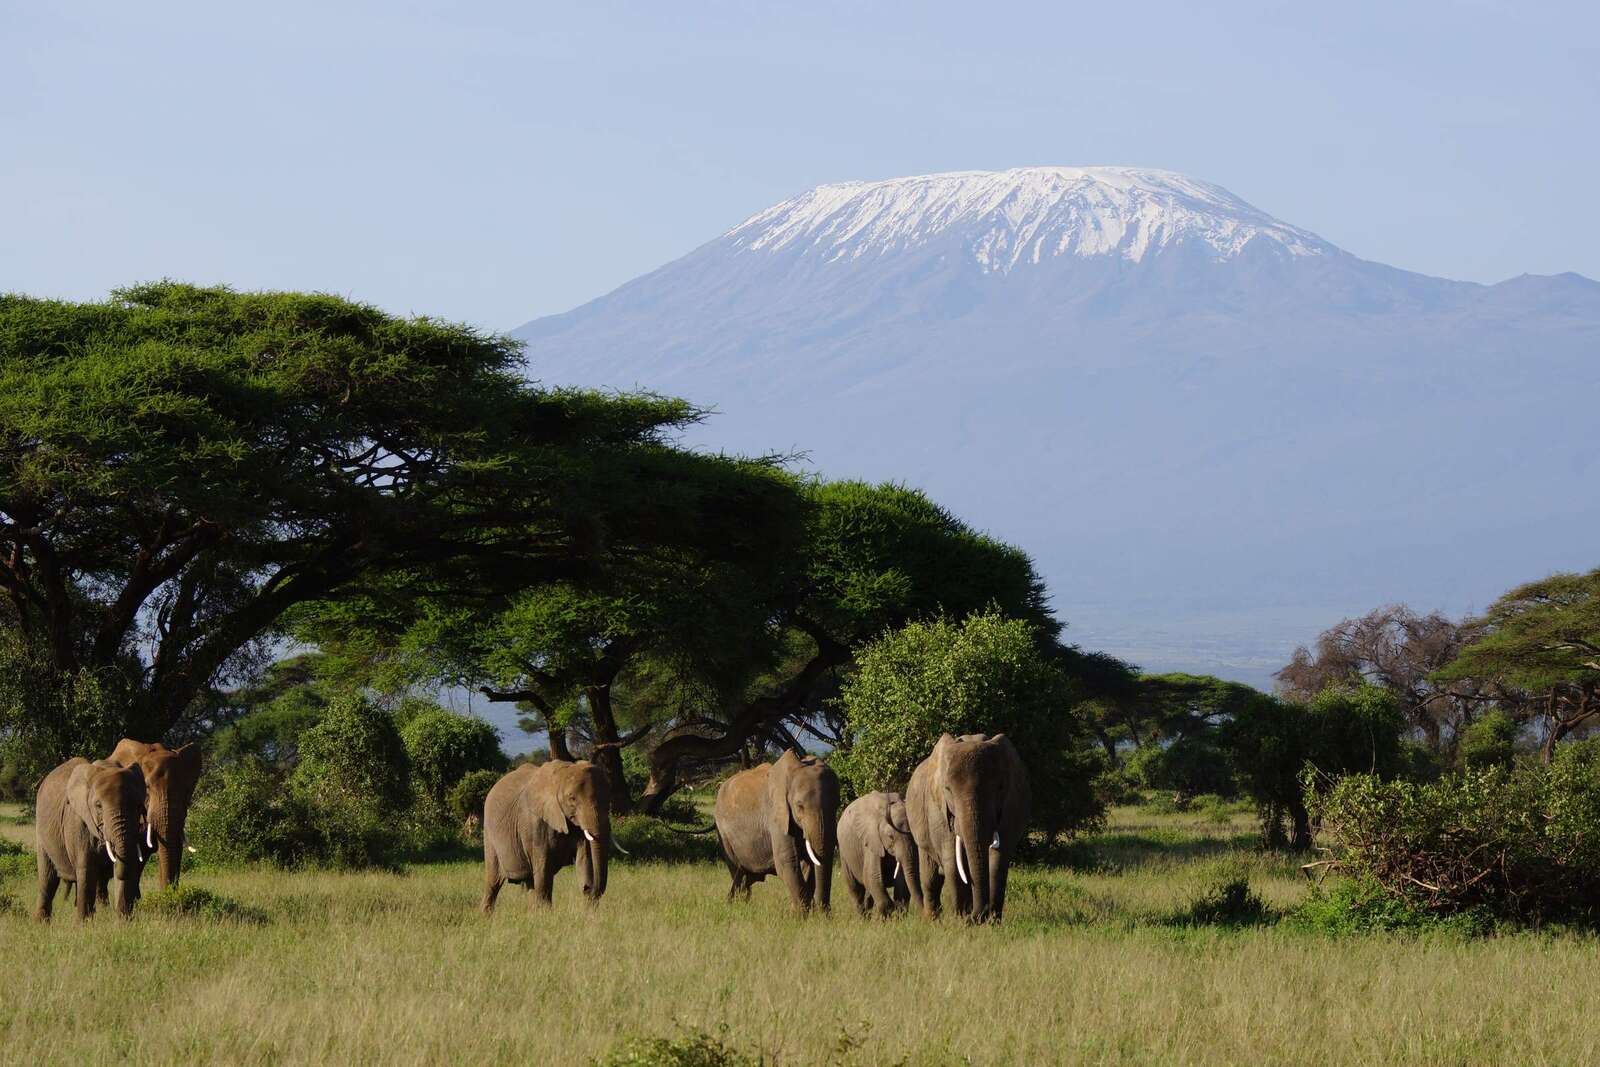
172, 743, 203, 795
535, 765, 570, 835
887, 797, 912, 835
933, 733, 958, 779
107, 738, 148, 768
65, 762, 98, 836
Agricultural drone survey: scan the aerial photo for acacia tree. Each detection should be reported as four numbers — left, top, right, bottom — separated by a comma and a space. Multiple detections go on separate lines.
1434, 569, 1600, 763
0, 282, 723, 758
632, 480, 1065, 812
1276, 605, 1486, 750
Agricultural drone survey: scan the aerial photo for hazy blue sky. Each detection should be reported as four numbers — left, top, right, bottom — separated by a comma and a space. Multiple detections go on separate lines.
4, 1, 1596, 330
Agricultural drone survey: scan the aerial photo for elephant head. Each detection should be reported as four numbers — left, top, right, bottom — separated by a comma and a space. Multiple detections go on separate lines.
768, 750, 839, 911
881, 794, 923, 911
66, 759, 146, 916
933, 733, 1013, 921
535, 759, 613, 900
109, 739, 202, 889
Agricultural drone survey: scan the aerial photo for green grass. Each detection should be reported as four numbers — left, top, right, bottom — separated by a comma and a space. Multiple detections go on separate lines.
2, 802, 1598, 1065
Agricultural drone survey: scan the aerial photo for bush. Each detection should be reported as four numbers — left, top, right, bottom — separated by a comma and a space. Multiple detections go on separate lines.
1311, 741, 1600, 926
187, 759, 322, 868
1173, 863, 1272, 927
1287, 876, 1492, 936
1459, 709, 1518, 770
611, 816, 722, 863
399, 703, 506, 821
138, 885, 268, 924
834, 609, 1105, 838
1123, 733, 1237, 798
0, 837, 32, 879
290, 695, 412, 818
594, 1026, 760, 1067
449, 768, 504, 827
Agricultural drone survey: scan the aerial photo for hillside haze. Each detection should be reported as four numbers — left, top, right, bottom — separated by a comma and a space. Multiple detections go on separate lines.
514, 167, 1600, 686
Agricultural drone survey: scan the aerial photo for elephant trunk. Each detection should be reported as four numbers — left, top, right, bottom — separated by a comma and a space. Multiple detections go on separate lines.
954, 810, 993, 921
156, 798, 185, 889
895, 838, 923, 912
799, 811, 833, 913
588, 824, 610, 901
108, 813, 140, 915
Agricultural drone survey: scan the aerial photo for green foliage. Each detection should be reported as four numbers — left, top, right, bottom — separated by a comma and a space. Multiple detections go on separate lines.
137, 885, 268, 924
610, 816, 723, 863
449, 769, 504, 826
398, 703, 506, 819
0, 627, 133, 794
0, 837, 31, 879
1287, 877, 1493, 937
186, 759, 322, 868
1459, 709, 1519, 770
207, 655, 336, 769
291, 696, 412, 818
1311, 741, 1600, 925
1123, 734, 1237, 798
1172, 861, 1272, 927
1224, 684, 1406, 848
834, 609, 1105, 838
594, 1026, 760, 1067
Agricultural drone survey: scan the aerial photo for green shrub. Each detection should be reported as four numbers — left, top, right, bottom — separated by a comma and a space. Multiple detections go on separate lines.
1311, 742, 1600, 925
138, 885, 268, 924
449, 768, 504, 827
1287, 877, 1492, 936
1124, 734, 1237, 798
291, 695, 412, 817
399, 704, 506, 822
187, 759, 322, 868
1459, 709, 1518, 770
594, 1026, 760, 1067
0, 837, 32, 879
1172, 861, 1272, 927
611, 816, 722, 864
834, 609, 1105, 839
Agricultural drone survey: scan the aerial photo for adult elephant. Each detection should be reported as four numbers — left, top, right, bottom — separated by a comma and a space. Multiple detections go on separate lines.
34, 757, 146, 922
907, 733, 1030, 923
482, 759, 613, 911
714, 750, 838, 913
837, 790, 921, 917
108, 739, 202, 890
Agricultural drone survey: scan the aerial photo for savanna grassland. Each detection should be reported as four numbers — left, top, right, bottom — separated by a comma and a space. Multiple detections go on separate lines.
4, 799, 1598, 1067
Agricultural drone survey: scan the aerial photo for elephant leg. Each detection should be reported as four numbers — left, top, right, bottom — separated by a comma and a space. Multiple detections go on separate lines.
862, 855, 890, 916
920, 859, 943, 919
940, 841, 972, 917
34, 855, 59, 923
482, 849, 505, 915
842, 861, 867, 916
990, 855, 1010, 923
96, 877, 110, 907
75, 864, 95, 922
772, 835, 810, 913
531, 858, 555, 907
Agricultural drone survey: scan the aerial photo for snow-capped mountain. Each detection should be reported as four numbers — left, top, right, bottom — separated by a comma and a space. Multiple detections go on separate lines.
515, 167, 1600, 686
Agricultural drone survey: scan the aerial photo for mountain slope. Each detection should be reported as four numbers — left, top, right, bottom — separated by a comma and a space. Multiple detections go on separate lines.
514, 167, 1600, 686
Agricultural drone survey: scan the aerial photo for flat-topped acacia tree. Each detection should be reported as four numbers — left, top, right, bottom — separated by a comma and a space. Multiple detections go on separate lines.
0, 282, 757, 751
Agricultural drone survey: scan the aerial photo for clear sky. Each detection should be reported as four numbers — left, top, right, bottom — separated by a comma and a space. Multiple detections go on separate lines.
4, 1, 1596, 330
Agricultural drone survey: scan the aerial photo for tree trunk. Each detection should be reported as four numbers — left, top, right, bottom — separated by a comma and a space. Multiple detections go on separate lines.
584, 685, 634, 814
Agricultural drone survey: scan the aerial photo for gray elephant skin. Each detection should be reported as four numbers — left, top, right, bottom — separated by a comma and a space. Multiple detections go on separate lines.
482, 758, 612, 911
34, 757, 146, 922
837, 790, 921, 917
108, 738, 202, 890
714, 751, 838, 913
907, 733, 1030, 923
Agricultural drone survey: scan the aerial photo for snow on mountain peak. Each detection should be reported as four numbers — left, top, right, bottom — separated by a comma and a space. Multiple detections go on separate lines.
725, 166, 1333, 272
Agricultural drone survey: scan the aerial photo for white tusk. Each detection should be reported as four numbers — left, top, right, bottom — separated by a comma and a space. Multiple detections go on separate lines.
583, 829, 596, 842
954, 835, 970, 885
148, 825, 155, 849
186, 845, 197, 854
105, 840, 116, 864
611, 839, 631, 856
991, 831, 1002, 851
892, 861, 901, 881
805, 838, 823, 868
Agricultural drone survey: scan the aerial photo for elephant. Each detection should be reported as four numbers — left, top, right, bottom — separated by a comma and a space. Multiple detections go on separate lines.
482, 759, 612, 911
34, 757, 147, 922
837, 790, 921, 917
906, 733, 1030, 923
107, 738, 202, 891
714, 750, 838, 913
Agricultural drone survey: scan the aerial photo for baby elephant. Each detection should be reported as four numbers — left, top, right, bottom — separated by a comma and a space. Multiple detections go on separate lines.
837, 791, 921, 917
34, 757, 147, 922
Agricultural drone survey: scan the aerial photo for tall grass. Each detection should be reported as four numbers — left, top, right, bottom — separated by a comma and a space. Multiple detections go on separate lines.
1, 804, 1596, 1065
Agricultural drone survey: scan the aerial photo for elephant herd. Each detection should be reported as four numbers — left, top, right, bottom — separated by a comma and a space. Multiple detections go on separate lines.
32, 740, 203, 922
482, 731, 1030, 923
